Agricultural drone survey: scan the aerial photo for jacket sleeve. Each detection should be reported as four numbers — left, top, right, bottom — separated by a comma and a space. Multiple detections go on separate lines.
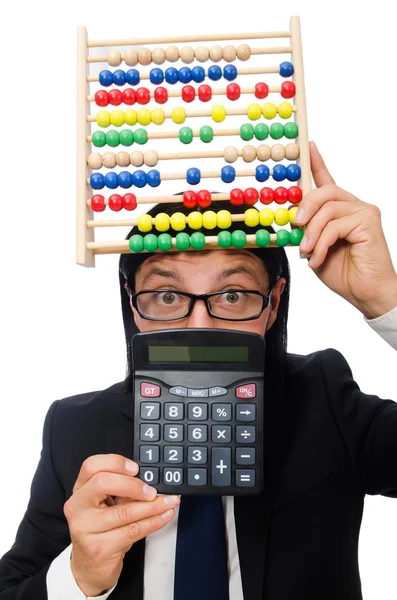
321, 349, 397, 497
0, 400, 71, 599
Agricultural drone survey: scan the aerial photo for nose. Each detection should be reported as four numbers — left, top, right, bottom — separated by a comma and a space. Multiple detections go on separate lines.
185, 298, 216, 329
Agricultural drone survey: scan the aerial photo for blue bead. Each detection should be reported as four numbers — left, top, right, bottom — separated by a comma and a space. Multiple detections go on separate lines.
132, 170, 147, 188
147, 169, 161, 187
126, 69, 140, 86
286, 164, 301, 182
279, 62, 294, 78
99, 70, 113, 87
112, 69, 126, 86
165, 67, 179, 84
221, 165, 236, 183
118, 171, 133, 189
272, 164, 287, 182
223, 64, 237, 81
104, 172, 119, 189
192, 66, 205, 83
186, 168, 201, 185
179, 67, 192, 84
208, 65, 222, 81
255, 165, 270, 182
90, 173, 105, 190
150, 68, 164, 85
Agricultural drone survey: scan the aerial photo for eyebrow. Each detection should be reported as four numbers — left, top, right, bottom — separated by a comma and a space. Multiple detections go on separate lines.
140, 265, 262, 288
140, 268, 184, 287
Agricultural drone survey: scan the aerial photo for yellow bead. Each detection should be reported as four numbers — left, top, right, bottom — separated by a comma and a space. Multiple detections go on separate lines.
202, 211, 217, 230
217, 210, 232, 229
289, 206, 299, 225
124, 109, 137, 126
151, 108, 165, 125
278, 101, 293, 119
138, 214, 153, 233
274, 208, 290, 226
244, 208, 260, 227
170, 212, 186, 231
188, 211, 203, 230
247, 103, 262, 121
96, 110, 110, 128
172, 107, 186, 124
110, 110, 124, 127
212, 104, 227, 123
138, 108, 151, 126
259, 208, 274, 226
154, 213, 170, 232
262, 103, 277, 120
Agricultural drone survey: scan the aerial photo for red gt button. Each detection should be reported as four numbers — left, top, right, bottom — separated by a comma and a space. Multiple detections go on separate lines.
140, 382, 161, 397
235, 383, 256, 399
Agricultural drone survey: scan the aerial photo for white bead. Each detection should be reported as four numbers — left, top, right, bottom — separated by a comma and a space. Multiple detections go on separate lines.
139, 47, 152, 65
224, 146, 239, 163
107, 50, 122, 67
257, 145, 271, 161
102, 152, 116, 168
87, 153, 102, 170
180, 46, 195, 63
144, 150, 158, 167
223, 45, 237, 62
124, 49, 138, 66
130, 151, 144, 167
242, 145, 257, 163
285, 143, 300, 160
165, 45, 179, 62
116, 151, 130, 167
236, 44, 251, 61
209, 45, 223, 62
195, 46, 209, 62
152, 47, 166, 65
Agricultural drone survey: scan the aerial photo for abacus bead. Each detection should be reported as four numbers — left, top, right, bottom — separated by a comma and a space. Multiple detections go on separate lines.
175, 232, 190, 251
262, 103, 277, 119
288, 186, 303, 204
191, 232, 206, 250
197, 190, 212, 209
132, 170, 147, 188
196, 46, 209, 62
147, 169, 161, 187
182, 85, 195, 103
118, 171, 133, 189
110, 110, 124, 127
109, 89, 123, 106
247, 103, 262, 121
259, 188, 274, 205
240, 123, 255, 141
287, 164, 301, 181
155, 213, 170, 232
224, 146, 238, 163
130, 150, 144, 166
285, 143, 300, 160
129, 235, 144, 253
236, 44, 251, 61
259, 208, 274, 226
116, 151, 130, 167
179, 126, 194, 144
231, 230, 247, 248
242, 145, 257, 162
257, 144, 271, 161
203, 210, 217, 229
170, 212, 187, 231
192, 66, 205, 83
226, 83, 241, 101
244, 208, 260, 227
279, 62, 294, 77
166, 45, 179, 62
274, 187, 288, 204
124, 109, 137, 126
255, 123, 269, 140
90, 173, 104, 189
139, 48, 152, 65
87, 153, 102, 169
278, 102, 293, 119
104, 172, 118, 189
123, 193, 137, 211
172, 107, 186, 124
217, 210, 232, 229
284, 122, 299, 139
99, 70, 113, 86
144, 234, 158, 252
154, 87, 168, 104
271, 144, 286, 161
255, 82, 269, 99
270, 123, 284, 140
221, 165, 235, 183
112, 70, 126, 86
256, 165, 270, 182
151, 108, 165, 125
209, 45, 223, 62
137, 108, 151, 126
244, 188, 259, 205
183, 191, 197, 209
124, 49, 138, 66
97, 110, 110, 128
136, 87, 151, 105
91, 194, 105, 211
92, 131, 106, 147
102, 152, 116, 168
223, 64, 238, 81
150, 68, 164, 85
230, 188, 244, 206
187, 167, 200, 185
119, 129, 134, 146
276, 229, 291, 247
106, 130, 120, 147
107, 50, 122, 67
273, 164, 287, 181
95, 90, 109, 107
152, 47, 166, 65
274, 208, 290, 226
126, 69, 140, 85
208, 65, 222, 81
165, 67, 179, 84
256, 230, 271, 247
198, 85, 212, 102
188, 212, 203, 229
212, 104, 226, 123
288, 206, 299, 225
281, 81, 296, 99
290, 228, 304, 246
179, 67, 192, 84
138, 214, 153, 232
223, 44, 237, 62
180, 46, 195, 63
144, 150, 158, 167
199, 125, 214, 143
158, 233, 173, 251
108, 194, 123, 211
218, 231, 232, 248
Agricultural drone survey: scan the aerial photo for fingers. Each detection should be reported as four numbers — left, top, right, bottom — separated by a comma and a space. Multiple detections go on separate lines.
294, 184, 359, 227
309, 141, 336, 188
306, 214, 363, 269
75, 471, 158, 510
73, 454, 139, 494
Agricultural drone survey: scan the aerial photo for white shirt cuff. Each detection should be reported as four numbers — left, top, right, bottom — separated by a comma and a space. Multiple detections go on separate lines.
46, 544, 117, 599
364, 305, 397, 351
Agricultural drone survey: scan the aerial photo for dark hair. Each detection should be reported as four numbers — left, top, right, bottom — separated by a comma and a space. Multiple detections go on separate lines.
118, 199, 291, 397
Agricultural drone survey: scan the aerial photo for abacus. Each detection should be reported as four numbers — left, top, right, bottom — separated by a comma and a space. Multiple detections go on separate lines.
77, 17, 310, 266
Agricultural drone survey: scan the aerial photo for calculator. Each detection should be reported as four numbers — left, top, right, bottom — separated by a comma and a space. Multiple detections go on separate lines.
132, 328, 265, 495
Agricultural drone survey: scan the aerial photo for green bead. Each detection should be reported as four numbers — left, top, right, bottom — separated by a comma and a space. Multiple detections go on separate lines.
231, 230, 247, 248
218, 231, 232, 248
284, 122, 299, 139
176, 232, 190, 250
240, 123, 255, 141
276, 229, 291, 247
129, 234, 144, 253
143, 233, 158, 252
92, 131, 106, 147
199, 125, 214, 143
158, 233, 173, 251
179, 126, 193, 144
119, 129, 134, 146
269, 123, 284, 140
191, 231, 206, 249
290, 228, 304, 246
106, 130, 120, 147
134, 128, 148, 145
255, 229, 271, 247
254, 123, 269, 141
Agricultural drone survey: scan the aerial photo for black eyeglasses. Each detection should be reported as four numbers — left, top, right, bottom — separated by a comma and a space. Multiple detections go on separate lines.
129, 288, 273, 322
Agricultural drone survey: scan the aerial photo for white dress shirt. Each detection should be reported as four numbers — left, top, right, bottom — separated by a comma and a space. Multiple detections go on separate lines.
46, 306, 397, 599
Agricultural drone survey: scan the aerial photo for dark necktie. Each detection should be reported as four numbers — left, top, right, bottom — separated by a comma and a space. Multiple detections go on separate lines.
174, 495, 230, 600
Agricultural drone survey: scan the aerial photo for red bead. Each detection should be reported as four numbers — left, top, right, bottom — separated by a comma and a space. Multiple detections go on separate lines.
259, 187, 274, 205
197, 190, 211, 209
281, 81, 296, 99
154, 86, 168, 104
255, 82, 269, 99
288, 186, 303, 204
198, 84, 212, 102
183, 190, 197, 209
182, 85, 196, 103
91, 194, 105, 212
274, 187, 289, 205
226, 83, 241, 101
108, 89, 123, 106
123, 193, 137, 211
230, 188, 244, 206
95, 90, 109, 107
108, 194, 123, 211
136, 87, 151, 105
122, 88, 136, 105
244, 188, 259, 206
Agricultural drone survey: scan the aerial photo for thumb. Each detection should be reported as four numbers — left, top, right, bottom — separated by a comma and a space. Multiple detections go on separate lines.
310, 141, 336, 188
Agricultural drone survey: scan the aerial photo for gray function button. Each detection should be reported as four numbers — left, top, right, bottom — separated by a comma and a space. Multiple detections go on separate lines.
163, 468, 183, 486
209, 386, 228, 397
140, 402, 160, 420
140, 423, 160, 442
164, 403, 184, 420
236, 426, 256, 444
140, 467, 159, 485
169, 386, 188, 397
212, 447, 232, 487
188, 403, 208, 421
188, 388, 209, 398
188, 468, 208, 486
164, 446, 184, 464
139, 445, 160, 464
212, 403, 232, 421
188, 446, 208, 464
188, 424, 208, 443
212, 425, 232, 443
236, 447, 256, 465
236, 469, 256, 487
164, 424, 184, 442
236, 404, 256, 422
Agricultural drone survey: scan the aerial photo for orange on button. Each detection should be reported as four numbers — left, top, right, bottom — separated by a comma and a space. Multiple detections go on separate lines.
140, 382, 161, 397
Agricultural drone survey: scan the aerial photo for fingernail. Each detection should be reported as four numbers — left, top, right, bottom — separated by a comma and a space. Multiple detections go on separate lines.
143, 484, 157, 499
294, 208, 306, 224
300, 236, 308, 250
162, 509, 175, 520
125, 461, 139, 475
165, 495, 180, 507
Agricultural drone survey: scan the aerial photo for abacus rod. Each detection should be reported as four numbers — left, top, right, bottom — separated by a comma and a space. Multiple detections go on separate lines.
87, 32, 292, 48
86, 193, 232, 207
87, 214, 251, 228
86, 66, 281, 83
87, 127, 293, 143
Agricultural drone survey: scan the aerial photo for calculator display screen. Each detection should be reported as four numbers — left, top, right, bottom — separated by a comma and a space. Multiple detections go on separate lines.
148, 345, 249, 364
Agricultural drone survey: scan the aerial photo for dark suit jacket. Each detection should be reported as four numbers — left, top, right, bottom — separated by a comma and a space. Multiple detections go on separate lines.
1, 348, 396, 600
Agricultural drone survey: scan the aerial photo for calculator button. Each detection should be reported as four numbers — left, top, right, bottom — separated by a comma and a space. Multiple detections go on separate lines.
236, 404, 256, 422
140, 402, 160, 420
140, 423, 160, 442
139, 445, 160, 464
212, 425, 232, 443
163, 468, 183, 486
235, 383, 256, 399
236, 447, 256, 465
212, 403, 232, 421
188, 403, 208, 421
140, 467, 159, 485
188, 388, 209, 398
236, 426, 256, 444
164, 446, 184, 464
169, 386, 188, 397
164, 424, 184, 442
140, 383, 161, 398
188, 446, 208, 464
209, 386, 228, 397
236, 469, 256, 487
164, 403, 184, 420
188, 468, 208, 486
188, 424, 208, 443
212, 448, 232, 487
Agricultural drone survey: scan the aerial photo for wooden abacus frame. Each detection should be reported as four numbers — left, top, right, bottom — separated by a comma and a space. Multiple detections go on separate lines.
77, 16, 310, 267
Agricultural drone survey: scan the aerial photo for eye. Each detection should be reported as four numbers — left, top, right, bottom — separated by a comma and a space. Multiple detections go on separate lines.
224, 291, 241, 304
157, 291, 177, 305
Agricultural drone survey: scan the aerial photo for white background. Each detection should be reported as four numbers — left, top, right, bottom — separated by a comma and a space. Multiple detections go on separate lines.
0, 1, 396, 597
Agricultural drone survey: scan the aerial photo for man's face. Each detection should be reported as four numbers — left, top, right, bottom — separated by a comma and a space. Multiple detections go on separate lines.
129, 250, 286, 336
